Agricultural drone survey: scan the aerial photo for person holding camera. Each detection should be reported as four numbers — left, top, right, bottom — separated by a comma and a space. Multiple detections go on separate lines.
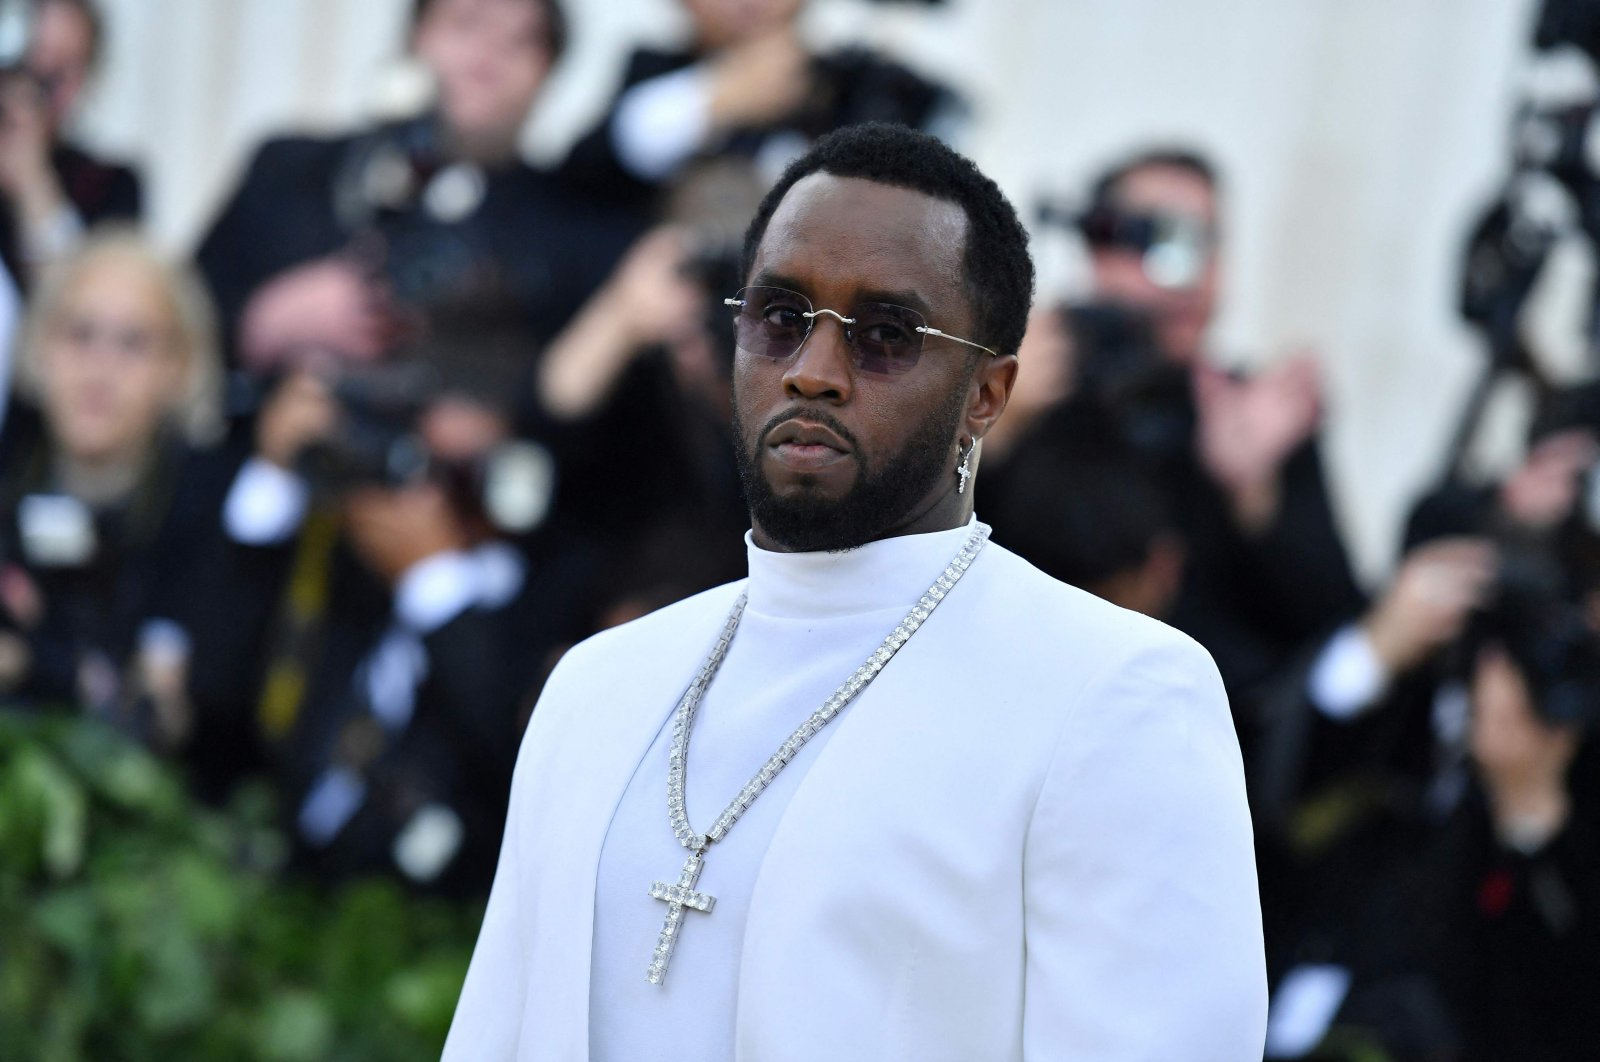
178, 325, 595, 893
558, 0, 964, 214
1245, 409, 1600, 1059
0, 0, 139, 281
195, 0, 639, 375
0, 229, 220, 749
994, 149, 1365, 699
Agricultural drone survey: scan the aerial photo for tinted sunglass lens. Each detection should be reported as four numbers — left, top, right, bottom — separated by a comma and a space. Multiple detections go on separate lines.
732, 286, 811, 359
849, 303, 925, 375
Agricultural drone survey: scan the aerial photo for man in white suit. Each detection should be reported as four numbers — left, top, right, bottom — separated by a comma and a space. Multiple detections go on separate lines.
446, 122, 1267, 1060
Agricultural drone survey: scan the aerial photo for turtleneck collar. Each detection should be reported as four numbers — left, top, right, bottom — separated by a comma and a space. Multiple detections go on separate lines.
743, 516, 984, 620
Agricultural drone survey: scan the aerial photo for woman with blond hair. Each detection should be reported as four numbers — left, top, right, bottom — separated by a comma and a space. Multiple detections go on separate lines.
0, 227, 223, 746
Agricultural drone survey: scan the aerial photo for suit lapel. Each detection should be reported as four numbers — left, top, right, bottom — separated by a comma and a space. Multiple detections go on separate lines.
518, 583, 745, 1056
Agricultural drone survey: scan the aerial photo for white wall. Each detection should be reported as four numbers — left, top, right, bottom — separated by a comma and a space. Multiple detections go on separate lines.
73, 0, 1541, 580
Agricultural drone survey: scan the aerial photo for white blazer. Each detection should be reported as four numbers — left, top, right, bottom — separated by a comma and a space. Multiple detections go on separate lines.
446, 544, 1268, 1060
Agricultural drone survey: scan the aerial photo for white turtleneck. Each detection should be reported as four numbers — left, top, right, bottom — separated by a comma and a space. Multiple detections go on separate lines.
445, 516, 1266, 1061
588, 519, 981, 1062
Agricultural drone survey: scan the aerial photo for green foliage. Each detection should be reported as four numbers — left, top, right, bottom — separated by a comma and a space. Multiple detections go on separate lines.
0, 711, 483, 1061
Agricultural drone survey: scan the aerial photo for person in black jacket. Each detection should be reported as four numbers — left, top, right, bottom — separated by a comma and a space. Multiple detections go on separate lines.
991, 148, 1368, 697
1247, 419, 1600, 1059
558, 0, 964, 215
194, 0, 641, 374
0, 229, 221, 749
0, 0, 140, 283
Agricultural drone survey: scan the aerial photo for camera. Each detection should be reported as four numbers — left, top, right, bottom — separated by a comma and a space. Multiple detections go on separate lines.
1050, 300, 1194, 464
1407, 464, 1600, 728
296, 361, 554, 536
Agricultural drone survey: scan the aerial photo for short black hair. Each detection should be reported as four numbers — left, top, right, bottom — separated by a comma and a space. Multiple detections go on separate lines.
1087, 147, 1219, 214
741, 122, 1034, 360
410, 0, 568, 65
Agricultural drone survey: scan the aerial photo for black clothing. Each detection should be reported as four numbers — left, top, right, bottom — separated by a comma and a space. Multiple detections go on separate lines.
1166, 433, 1366, 696
195, 119, 644, 363
559, 45, 962, 213
0, 141, 141, 285
0, 410, 226, 727
173, 448, 599, 893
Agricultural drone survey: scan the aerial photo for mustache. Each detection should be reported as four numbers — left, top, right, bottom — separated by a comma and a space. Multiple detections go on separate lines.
756, 408, 863, 453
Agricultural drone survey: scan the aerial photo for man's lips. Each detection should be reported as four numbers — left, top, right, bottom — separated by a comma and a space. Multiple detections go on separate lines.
766, 419, 851, 452
764, 418, 853, 472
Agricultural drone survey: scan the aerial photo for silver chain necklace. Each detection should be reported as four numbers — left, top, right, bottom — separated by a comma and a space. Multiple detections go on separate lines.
645, 523, 991, 984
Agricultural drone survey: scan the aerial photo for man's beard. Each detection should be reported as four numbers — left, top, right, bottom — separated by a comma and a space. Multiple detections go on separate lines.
731, 386, 969, 553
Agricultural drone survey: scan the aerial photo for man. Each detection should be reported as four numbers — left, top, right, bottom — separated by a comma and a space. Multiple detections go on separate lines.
446, 123, 1266, 1060
195, 0, 639, 369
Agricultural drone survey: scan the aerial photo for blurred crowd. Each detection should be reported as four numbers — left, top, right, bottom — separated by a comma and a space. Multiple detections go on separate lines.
0, 0, 1595, 1058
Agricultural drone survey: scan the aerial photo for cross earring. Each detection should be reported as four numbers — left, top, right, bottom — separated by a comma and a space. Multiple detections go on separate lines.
956, 438, 974, 495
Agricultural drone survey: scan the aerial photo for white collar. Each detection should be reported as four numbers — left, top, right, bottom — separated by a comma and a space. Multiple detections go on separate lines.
742, 516, 982, 620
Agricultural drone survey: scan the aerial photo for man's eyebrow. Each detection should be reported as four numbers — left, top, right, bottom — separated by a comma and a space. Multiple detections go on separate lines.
857, 288, 932, 318
749, 270, 807, 292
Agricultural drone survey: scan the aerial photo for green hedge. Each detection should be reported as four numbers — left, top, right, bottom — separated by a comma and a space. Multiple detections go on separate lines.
0, 711, 482, 1061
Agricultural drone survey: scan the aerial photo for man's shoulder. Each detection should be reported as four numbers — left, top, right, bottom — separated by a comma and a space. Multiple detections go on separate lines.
970, 540, 1219, 709
549, 580, 747, 686
977, 541, 1198, 656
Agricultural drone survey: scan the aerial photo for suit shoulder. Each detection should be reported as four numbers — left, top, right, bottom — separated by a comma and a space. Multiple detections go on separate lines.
547, 580, 747, 683
973, 543, 1220, 702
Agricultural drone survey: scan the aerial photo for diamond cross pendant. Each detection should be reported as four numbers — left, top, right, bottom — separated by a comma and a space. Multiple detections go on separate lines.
646, 848, 717, 984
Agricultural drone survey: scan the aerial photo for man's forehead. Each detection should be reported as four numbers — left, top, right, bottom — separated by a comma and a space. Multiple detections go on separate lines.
1112, 164, 1215, 222
753, 174, 969, 298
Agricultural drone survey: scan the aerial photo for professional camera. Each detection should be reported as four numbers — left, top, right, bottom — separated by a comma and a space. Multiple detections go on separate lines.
329, 115, 504, 311
1049, 300, 1194, 464
296, 360, 554, 536
1407, 399, 1600, 728
798, 47, 962, 140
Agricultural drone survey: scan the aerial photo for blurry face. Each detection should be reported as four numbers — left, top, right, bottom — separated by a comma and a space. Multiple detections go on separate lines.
1089, 164, 1219, 367
38, 256, 184, 464
683, 0, 804, 49
412, 0, 552, 152
25, 0, 95, 129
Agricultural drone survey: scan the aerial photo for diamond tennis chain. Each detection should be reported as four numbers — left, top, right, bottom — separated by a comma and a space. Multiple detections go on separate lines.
645, 522, 991, 984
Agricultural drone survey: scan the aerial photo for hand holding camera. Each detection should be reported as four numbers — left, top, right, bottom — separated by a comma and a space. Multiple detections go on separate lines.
1194, 353, 1322, 531
0, 69, 58, 208
238, 255, 400, 371
707, 27, 811, 133
1362, 537, 1499, 676
256, 369, 340, 470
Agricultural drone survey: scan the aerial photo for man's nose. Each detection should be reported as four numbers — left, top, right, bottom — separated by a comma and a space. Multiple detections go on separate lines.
782, 315, 854, 402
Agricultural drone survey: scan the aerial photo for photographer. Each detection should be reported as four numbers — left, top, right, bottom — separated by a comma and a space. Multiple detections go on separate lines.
0, 230, 220, 748
996, 149, 1365, 697
531, 221, 749, 622
0, 0, 140, 281
558, 0, 964, 214
180, 332, 591, 893
194, 0, 640, 373
1247, 410, 1600, 1059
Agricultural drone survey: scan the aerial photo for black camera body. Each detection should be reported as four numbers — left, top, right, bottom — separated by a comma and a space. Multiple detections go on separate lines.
1055, 300, 1194, 465
297, 364, 438, 495
1408, 484, 1600, 727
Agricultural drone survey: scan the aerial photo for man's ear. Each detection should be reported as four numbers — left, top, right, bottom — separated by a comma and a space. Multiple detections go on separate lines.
967, 353, 1019, 442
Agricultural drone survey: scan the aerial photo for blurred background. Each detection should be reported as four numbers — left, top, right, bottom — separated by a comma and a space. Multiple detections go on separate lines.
2, 0, 1597, 1059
